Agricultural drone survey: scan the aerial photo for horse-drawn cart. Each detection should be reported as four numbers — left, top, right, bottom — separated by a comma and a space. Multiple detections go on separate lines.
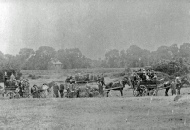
3, 80, 31, 99
133, 80, 158, 97
3, 84, 19, 99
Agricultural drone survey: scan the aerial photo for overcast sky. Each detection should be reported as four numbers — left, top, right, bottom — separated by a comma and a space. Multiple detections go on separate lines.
0, 0, 190, 59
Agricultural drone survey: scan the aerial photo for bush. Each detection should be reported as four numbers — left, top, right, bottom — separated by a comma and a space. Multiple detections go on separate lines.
111, 72, 125, 78
28, 74, 41, 79
153, 60, 189, 76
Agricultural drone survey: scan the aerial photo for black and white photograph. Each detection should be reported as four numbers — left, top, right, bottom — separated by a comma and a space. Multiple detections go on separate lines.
0, 0, 190, 129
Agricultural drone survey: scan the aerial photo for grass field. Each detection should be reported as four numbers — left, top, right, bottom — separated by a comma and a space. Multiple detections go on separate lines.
21, 68, 126, 88
0, 69, 190, 130
0, 95, 190, 130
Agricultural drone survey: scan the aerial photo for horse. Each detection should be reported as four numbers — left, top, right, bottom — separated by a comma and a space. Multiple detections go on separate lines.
103, 76, 131, 97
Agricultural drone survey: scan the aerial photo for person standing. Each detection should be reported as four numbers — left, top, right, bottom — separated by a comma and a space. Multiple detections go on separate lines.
59, 84, 64, 98
98, 82, 104, 96
10, 73, 15, 82
4, 71, 8, 87
175, 76, 181, 95
100, 73, 105, 86
4, 71, 8, 82
170, 80, 176, 95
31, 85, 38, 98
53, 82, 59, 98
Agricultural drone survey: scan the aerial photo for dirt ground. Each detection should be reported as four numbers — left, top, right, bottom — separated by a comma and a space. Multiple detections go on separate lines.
0, 70, 190, 130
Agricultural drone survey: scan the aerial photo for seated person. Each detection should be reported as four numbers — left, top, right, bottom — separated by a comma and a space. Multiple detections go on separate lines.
142, 73, 147, 81
147, 69, 151, 76
138, 72, 143, 80
65, 76, 72, 83
152, 73, 157, 80
146, 74, 150, 81
149, 73, 154, 79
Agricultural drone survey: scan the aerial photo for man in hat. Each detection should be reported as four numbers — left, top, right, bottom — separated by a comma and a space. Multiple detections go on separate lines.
70, 76, 75, 84
31, 85, 38, 98
175, 76, 181, 95
170, 80, 176, 95
65, 76, 71, 83
142, 72, 147, 81
100, 73, 105, 86
4, 71, 8, 82
149, 70, 155, 79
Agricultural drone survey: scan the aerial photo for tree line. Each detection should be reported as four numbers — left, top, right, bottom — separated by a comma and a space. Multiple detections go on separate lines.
1, 43, 190, 70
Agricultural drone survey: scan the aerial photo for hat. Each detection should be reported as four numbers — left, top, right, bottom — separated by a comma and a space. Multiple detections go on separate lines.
176, 77, 180, 79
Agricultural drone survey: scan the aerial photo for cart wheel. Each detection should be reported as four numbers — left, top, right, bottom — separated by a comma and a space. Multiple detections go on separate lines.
153, 89, 158, 96
142, 88, 148, 96
6, 92, 15, 99
139, 85, 145, 96
133, 87, 139, 97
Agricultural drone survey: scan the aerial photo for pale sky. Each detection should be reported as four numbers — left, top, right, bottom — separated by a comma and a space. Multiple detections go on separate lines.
0, 0, 190, 59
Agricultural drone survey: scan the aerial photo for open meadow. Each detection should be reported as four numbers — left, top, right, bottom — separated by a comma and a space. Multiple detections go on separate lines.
0, 95, 190, 130
0, 69, 190, 130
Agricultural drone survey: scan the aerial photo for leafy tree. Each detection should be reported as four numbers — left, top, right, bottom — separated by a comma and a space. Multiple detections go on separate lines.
56, 48, 90, 69
179, 43, 190, 57
105, 49, 120, 68
24, 46, 56, 70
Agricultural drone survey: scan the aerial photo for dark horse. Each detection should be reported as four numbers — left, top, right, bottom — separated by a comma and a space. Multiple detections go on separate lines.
103, 76, 131, 97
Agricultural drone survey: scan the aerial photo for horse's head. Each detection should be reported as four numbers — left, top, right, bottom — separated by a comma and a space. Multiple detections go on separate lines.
121, 76, 131, 87
48, 81, 55, 88
181, 75, 190, 85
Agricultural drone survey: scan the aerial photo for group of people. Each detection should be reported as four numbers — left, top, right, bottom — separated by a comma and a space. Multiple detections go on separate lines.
64, 73, 105, 96
165, 76, 182, 96
65, 73, 105, 85
130, 68, 184, 96
131, 69, 157, 86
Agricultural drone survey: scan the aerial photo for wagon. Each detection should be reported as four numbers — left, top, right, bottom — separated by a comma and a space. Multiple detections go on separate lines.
3, 81, 31, 99
133, 80, 158, 97
2, 81, 20, 99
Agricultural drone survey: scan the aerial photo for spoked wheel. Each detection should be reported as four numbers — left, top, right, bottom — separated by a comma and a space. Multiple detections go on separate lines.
133, 87, 139, 97
141, 85, 148, 96
153, 89, 158, 96
6, 92, 15, 99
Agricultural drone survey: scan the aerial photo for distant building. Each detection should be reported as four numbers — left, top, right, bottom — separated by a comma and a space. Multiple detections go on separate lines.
48, 60, 63, 70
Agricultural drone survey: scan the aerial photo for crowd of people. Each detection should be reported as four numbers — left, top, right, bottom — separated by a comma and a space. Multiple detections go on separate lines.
64, 73, 105, 97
